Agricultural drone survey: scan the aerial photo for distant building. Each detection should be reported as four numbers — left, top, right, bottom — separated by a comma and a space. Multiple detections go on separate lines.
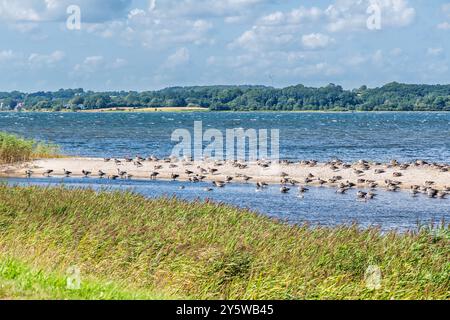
15, 102, 24, 112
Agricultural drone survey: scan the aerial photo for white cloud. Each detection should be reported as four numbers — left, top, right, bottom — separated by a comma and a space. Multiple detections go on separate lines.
427, 48, 444, 56
302, 33, 333, 49
28, 50, 65, 67
438, 4, 450, 29
0, 0, 132, 22
0, 50, 15, 63
166, 47, 190, 67
437, 22, 450, 30
325, 0, 415, 32
74, 56, 105, 73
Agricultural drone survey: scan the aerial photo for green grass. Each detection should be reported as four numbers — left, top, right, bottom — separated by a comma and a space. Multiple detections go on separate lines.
0, 132, 60, 164
0, 257, 173, 300
0, 185, 448, 300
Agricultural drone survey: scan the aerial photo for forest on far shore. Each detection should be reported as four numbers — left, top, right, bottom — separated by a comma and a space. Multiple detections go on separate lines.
1, 82, 450, 112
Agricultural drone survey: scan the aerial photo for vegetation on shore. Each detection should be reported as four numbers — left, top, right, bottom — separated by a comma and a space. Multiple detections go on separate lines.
0, 132, 60, 164
2, 82, 450, 112
0, 185, 448, 300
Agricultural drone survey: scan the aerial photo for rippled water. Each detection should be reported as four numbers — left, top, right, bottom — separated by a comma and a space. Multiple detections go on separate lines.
1, 111, 449, 231
3, 177, 448, 232
1, 111, 449, 162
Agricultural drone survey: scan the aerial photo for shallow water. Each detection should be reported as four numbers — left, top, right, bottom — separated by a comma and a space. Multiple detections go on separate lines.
1, 111, 449, 163
3, 177, 449, 232
1, 111, 449, 231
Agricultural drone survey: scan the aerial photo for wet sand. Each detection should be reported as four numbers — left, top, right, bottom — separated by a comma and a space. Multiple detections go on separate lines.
1, 157, 449, 192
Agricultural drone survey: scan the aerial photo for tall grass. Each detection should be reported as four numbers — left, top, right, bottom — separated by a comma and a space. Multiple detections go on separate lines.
0, 185, 448, 300
0, 132, 59, 164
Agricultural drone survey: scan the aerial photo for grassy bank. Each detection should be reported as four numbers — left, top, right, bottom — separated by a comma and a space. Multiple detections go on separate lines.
0, 185, 448, 300
0, 132, 59, 164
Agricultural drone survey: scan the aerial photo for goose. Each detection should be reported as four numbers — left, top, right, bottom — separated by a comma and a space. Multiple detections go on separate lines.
25, 170, 33, 178
427, 188, 438, 198
387, 184, 400, 192
208, 168, 219, 175
336, 187, 348, 194
125, 157, 133, 163
280, 186, 290, 194
43, 169, 54, 177
114, 159, 122, 165
135, 156, 145, 162
225, 176, 234, 183
171, 173, 180, 181
317, 179, 327, 186
82, 170, 92, 178
256, 181, 268, 189
281, 172, 290, 178
189, 176, 200, 183
213, 181, 226, 188
104, 158, 111, 162
98, 170, 106, 178
63, 169, 72, 177
304, 177, 313, 184
242, 175, 252, 182
150, 171, 159, 180
117, 169, 127, 179
374, 169, 385, 174
437, 191, 447, 199
298, 186, 309, 194
154, 165, 163, 170
366, 192, 377, 200
108, 175, 119, 180
393, 172, 403, 177
185, 169, 194, 175
204, 187, 213, 192
410, 186, 420, 197
134, 161, 143, 168
357, 191, 367, 199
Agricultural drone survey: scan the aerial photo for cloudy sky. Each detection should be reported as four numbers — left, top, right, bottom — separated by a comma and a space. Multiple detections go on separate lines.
0, 0, 449, 91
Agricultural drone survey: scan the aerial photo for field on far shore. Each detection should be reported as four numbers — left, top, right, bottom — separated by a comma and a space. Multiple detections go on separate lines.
80, 106, 208, 113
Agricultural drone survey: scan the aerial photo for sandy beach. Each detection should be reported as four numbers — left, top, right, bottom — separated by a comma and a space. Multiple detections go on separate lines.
1, 157, 449, 193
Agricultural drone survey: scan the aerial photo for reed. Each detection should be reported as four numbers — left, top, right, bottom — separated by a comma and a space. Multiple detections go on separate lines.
0, 185, 448, 300
0, 132, 59, 164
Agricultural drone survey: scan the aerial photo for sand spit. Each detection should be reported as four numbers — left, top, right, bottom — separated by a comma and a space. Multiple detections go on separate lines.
2, 157, 449, 196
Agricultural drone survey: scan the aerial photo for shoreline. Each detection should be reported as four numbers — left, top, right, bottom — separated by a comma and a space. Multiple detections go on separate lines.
2, 157, 449, 193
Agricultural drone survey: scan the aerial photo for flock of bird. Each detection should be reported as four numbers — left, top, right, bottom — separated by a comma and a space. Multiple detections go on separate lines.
24, 156, 449, 200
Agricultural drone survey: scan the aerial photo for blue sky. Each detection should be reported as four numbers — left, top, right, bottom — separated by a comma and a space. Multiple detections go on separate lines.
0, 0, 450, 91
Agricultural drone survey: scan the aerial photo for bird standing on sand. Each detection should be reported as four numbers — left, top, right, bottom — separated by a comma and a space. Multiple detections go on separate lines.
63, 169, 72, 177
82, 170, 92, 178
98, 170, 106, 178
150, 171, 159, 180
25, 170, 33, 178
43, 169, 53, 177
117, 169, 127, 179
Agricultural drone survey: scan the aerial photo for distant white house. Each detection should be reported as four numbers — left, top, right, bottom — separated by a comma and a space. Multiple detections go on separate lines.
15, 102, 24, 112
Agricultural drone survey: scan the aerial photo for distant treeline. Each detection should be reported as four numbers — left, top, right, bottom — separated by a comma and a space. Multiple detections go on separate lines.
1, 82, 450, 112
